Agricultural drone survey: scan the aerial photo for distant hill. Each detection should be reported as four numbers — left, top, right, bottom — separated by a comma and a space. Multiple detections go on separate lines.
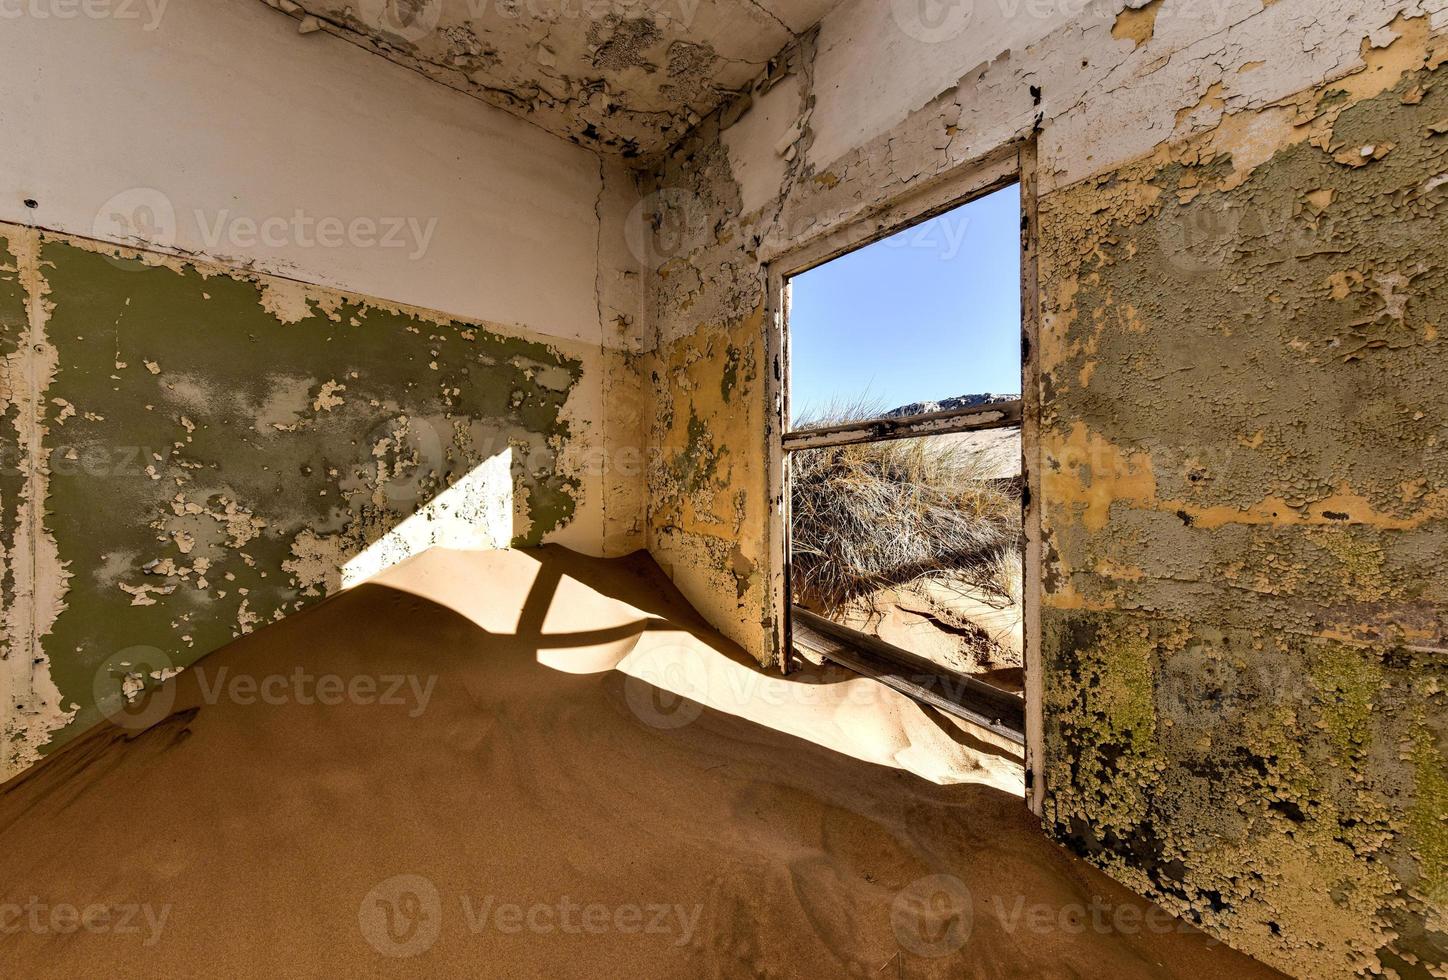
883, 393, 1020, 418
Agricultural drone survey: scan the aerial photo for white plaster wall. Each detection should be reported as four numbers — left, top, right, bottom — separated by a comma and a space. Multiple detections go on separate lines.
807, 0, 1078, 172
783, 0, 1448, 210
0, 0, 607, 347
722, 74, 805, 215
656, 0, 1448, 665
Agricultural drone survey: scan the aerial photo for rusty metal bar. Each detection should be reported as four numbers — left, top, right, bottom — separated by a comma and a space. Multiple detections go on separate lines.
791, 606, 1026, 745
782, 400, 1022, 453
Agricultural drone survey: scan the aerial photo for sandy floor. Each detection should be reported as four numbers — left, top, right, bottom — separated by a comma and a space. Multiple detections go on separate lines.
0, 546, 1281, 978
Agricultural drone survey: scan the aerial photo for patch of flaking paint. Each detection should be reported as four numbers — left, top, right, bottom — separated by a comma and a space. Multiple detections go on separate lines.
312, 379, 346, 412
281, 528, 346, 597
0, 230, 76, 781
257, 280, 315, 324
1111, 0, 1164, 49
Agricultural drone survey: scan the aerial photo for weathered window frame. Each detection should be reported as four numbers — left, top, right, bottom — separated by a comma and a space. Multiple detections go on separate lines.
763, 139, 1044, 813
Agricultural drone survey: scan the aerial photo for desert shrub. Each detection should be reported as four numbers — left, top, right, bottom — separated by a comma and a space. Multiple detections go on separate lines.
790, 401, 1021, 611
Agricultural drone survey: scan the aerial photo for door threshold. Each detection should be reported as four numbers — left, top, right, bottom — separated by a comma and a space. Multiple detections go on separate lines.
790, 606, 1025, 746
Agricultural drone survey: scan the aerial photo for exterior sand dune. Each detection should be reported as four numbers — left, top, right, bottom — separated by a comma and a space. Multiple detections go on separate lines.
1, 547, 1279, 978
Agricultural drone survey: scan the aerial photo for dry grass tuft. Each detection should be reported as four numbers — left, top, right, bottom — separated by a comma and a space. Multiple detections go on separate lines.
790, 399, 1021, 612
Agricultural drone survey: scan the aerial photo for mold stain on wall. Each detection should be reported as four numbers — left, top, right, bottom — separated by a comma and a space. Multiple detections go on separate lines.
637, 2, 1448, 975
254, 0, 826, 160
0, 223, 594, 778
1036, 44, 1448, 980
3, 0, 1443, 974
646, 309, 768, 657
640, 41, 818, 667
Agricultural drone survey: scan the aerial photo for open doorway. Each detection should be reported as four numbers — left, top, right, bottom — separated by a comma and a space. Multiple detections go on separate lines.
772, 148, 1038, 767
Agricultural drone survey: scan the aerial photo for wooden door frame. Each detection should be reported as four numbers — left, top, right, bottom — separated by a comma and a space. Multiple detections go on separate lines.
763, 138, 1045, 814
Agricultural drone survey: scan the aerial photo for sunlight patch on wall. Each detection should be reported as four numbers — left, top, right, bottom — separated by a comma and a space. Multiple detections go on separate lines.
341, 449, 515, 588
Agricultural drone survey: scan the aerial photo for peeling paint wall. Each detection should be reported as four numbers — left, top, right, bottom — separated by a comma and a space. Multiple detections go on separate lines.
248, 0, 839, 159
1037, 32, 1448, 979
5, 0, 1445, 969
639, 0, 1448, 973
0, 223, 624, 780
2, 0, 660, 782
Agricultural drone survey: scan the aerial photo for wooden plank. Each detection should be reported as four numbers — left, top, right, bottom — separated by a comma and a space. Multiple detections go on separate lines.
1019, 140, 1047, 815
791, 607, 1026, 744
766, 263, 793, 673
783, 400, 1022, 452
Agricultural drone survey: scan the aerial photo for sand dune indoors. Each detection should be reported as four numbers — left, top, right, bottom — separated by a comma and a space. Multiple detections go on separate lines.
1, 547, 1280, 978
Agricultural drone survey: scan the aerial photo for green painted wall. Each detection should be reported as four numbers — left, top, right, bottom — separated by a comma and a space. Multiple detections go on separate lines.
0, 228, 590, 775
1036, 61, 1448, 977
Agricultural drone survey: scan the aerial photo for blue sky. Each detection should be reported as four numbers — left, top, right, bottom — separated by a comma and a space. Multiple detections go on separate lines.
788, 184, 1021, 424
